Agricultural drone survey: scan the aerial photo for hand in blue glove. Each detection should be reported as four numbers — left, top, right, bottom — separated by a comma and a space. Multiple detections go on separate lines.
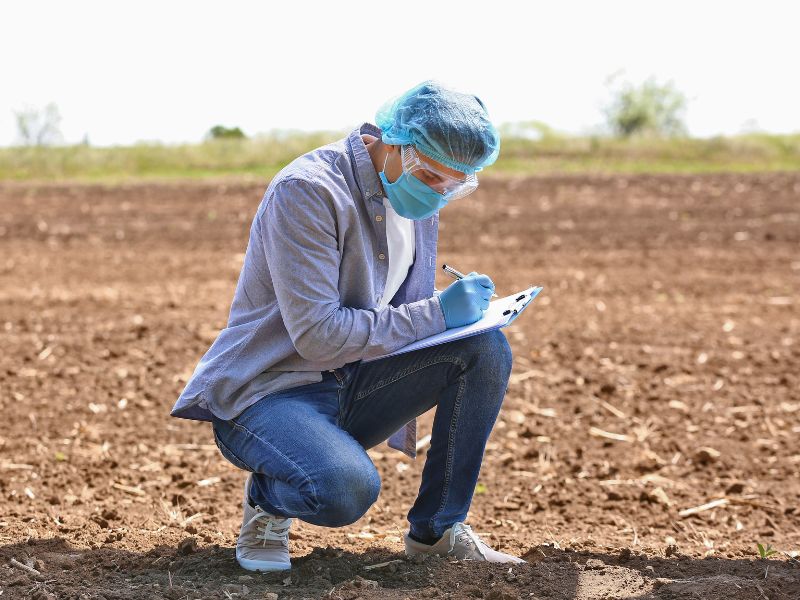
437, 272, 495, 329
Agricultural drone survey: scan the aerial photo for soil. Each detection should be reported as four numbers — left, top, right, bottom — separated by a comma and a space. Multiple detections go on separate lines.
1, 173, 799, 599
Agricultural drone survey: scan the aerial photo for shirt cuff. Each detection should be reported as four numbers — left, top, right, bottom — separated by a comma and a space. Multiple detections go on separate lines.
407, 296, 447, 341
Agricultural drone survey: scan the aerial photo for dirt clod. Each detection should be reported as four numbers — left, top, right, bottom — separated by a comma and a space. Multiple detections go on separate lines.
177, 536, 199, 555
694, 446, 722, 464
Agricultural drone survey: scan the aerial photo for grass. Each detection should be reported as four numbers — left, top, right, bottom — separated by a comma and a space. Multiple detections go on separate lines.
1, 130, 799, 183
0, 130, 337, 183
757, 543, 778, 559
497, 132, 800, 174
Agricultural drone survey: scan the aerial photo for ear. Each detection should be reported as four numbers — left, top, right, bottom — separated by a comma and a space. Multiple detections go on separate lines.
381, 144, 403, 180
382, 143, 401, 165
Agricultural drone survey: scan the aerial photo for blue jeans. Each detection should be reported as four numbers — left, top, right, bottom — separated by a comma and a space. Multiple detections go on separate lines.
211, 329, 512, 541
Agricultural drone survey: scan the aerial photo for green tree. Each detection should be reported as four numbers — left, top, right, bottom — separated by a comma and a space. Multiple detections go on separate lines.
14, 102, 63, 146
206, 125, 247, 140
603, 76, 687, 138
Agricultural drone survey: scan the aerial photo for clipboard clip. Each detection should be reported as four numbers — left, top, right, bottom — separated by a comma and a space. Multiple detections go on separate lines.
502, 286, 543, 317
502, 291, 532, 316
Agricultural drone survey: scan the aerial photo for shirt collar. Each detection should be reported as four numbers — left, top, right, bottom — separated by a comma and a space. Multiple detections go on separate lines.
348, 123, 384, 201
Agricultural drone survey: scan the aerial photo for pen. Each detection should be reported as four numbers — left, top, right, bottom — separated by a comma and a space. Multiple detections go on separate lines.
442, 264, 498, 298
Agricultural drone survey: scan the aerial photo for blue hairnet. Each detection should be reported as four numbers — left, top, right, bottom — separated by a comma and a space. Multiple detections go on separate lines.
376, 81, 500, 174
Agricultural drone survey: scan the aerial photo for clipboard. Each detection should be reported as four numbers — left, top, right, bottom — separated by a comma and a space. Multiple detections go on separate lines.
364, 285, 543, 363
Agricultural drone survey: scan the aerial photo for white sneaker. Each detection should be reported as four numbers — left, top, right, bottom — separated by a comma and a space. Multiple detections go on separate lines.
236, 474, 292, 571
404, 522, 526, 563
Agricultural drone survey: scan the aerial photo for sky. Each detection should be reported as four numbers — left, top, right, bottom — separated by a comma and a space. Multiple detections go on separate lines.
1, 0, 799, 146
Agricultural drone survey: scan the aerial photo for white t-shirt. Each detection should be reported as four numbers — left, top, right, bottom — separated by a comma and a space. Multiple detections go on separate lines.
378, 198, 415, 308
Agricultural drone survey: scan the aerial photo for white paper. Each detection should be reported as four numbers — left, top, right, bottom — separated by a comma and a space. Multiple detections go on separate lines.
364, 286, 542, 363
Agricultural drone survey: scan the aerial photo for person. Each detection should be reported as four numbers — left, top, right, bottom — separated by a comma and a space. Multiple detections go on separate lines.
171, 81, 525, 571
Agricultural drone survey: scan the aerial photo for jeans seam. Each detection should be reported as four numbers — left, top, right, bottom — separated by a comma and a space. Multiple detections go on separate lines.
354, 355, 462, 401
213, 427, 253, 472
329, 369, 347, 428
426, 356, 467, 536
228, 420, 320, 517
335, 383, 345, 429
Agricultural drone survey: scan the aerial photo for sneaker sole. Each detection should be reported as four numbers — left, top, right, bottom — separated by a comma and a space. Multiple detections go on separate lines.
237, 555, 291, 572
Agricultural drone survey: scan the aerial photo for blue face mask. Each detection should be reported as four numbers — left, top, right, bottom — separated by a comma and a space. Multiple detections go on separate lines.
378, 151, 449, 220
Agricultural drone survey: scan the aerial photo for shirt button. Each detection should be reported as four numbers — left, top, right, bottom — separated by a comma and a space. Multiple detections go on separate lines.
378, 253, 386, 260
376, 215, 383, 222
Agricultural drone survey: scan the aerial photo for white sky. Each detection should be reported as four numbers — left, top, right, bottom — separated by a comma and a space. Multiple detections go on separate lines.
1, 0, 798, 146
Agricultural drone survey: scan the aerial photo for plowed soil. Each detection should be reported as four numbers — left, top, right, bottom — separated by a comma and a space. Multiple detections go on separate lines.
1, 174, 799, 599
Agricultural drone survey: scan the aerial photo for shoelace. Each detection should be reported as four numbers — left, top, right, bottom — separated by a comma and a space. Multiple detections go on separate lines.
451, 524, 488, 559
246, 512, 291, 547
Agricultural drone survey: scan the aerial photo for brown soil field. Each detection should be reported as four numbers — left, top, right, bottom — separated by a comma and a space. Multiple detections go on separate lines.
1, 174, 799, 599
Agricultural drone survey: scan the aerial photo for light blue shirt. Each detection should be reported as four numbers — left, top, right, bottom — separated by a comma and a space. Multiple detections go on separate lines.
171, 123, 447, 457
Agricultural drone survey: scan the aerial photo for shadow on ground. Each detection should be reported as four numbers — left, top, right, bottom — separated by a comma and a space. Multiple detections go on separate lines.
1, 537, 798, 599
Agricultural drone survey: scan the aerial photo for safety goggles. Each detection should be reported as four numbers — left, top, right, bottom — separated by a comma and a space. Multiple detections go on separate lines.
401, 145, 478, 200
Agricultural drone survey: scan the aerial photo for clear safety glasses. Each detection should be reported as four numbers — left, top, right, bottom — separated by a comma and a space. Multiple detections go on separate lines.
401, 145, 478, 200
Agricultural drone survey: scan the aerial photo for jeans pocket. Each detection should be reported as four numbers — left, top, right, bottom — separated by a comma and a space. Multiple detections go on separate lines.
212, 425, 254, 472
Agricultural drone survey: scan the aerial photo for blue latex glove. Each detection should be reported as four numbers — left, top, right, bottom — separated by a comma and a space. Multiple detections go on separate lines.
437, 272, 495, 329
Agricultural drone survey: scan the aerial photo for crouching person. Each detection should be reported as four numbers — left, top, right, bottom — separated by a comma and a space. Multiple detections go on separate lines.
171, 81, 525, 571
